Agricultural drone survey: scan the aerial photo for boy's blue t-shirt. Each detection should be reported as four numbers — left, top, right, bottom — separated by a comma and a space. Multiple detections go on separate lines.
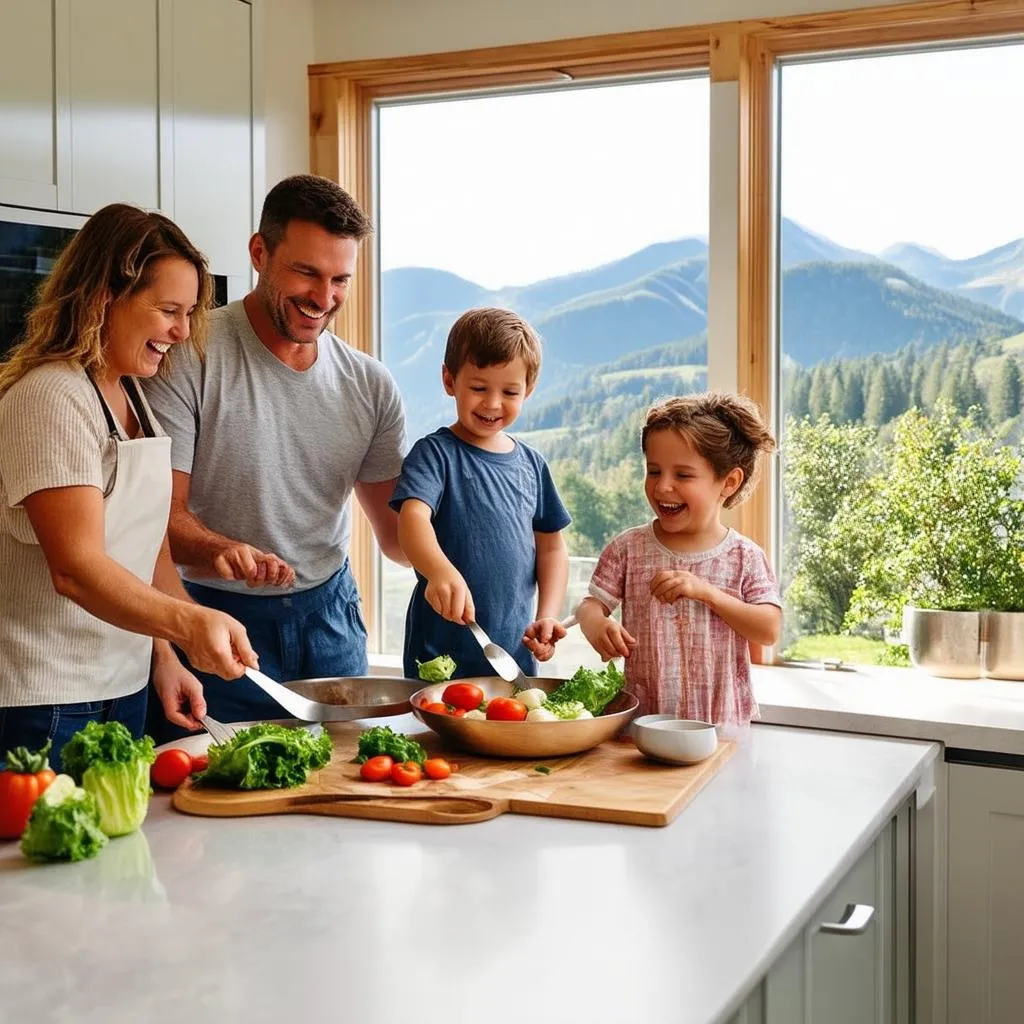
390, 427, 571, 680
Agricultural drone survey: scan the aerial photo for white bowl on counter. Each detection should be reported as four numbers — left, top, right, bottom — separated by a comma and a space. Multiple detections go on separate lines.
633, 718, 718, 765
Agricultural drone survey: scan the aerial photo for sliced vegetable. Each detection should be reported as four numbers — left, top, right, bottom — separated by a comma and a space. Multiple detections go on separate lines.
423, 757, 452, 780
355, 726, 427, 767
0, 740, 56, 839
416, 655, 457, 682
486, 697, 528, 722
441, 683, 483, 711
534, 765, 553, 775
20, 774, 107, 863
151, 749, 193, 791
200, 723, 332, 790
390, 761, 423, 787
190, 753, 209, 773
60, 721, 156, 837
359, 755, 394, 782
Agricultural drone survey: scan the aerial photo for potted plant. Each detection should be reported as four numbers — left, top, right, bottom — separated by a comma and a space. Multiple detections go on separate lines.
846, 405, 1024, 679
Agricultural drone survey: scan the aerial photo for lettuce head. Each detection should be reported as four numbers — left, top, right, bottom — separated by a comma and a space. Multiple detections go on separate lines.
20, 774, 108, 863
60, 721, 156, 837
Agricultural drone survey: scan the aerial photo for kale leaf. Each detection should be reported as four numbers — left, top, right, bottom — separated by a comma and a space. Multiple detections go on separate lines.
546, 662, 625, 716
354, 726, 427, 766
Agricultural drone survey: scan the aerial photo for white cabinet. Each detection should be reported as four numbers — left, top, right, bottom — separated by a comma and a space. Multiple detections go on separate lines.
0, 0, 59, 207
947, 761, 1024, 1024
729, 802, 913, 1024
64, 0, 161, 214
161, 0, 254, 278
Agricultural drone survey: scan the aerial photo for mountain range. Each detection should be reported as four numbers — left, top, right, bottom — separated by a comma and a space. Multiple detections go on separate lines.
382, 219, 1024, 437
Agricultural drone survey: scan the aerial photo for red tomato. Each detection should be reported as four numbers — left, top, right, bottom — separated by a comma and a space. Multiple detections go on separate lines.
359, 755, 394, 782
423, 758, 452, 780
190, 753, 209, 773
448, 707, 467, 718
151, 749, 193, 790
0, 741, 56, 838
390, 761, 423, 787
422, 702, 450, 715
486, 697, 528, 722
441, 683, 484, 711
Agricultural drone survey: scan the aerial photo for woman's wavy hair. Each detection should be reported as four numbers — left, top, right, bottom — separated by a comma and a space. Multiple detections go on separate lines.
641, 392, 777, 508
0, 203, 213, 396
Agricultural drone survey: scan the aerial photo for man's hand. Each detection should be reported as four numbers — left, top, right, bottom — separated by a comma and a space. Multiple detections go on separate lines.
211, 542, 296, 588
424, 568, 475, 624
151, 648, 207, 731
650, 569, 709, 605
523, 617, 567, 662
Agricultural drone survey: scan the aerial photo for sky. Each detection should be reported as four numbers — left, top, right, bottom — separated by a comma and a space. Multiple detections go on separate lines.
378, 41, 1024, 290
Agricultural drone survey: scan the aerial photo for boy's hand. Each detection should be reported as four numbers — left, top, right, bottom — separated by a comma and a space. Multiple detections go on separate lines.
425, 568, 476, 624
582, 616, 637, 662
650, 569, 709, 605
523, 617, 567, 662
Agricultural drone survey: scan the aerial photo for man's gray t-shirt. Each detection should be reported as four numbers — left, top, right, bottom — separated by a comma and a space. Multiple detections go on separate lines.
142, 300, 407, 593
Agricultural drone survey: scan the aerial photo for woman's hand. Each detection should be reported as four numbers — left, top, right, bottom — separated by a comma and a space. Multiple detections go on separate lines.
523, 617, 567, 661
152, 645, 207, 730
424, 567, 475, 624
179, 607, 257, 679
211, 542, 296, 588
650, 569, 709, 605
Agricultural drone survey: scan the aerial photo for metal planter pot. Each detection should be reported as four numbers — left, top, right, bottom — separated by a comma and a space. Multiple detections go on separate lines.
902, 606, 981, 679
983, 612, 1024, 681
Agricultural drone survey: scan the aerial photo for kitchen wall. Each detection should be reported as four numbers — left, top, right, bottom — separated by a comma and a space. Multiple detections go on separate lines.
262, 0, 316, 188
311, 0, 933, 61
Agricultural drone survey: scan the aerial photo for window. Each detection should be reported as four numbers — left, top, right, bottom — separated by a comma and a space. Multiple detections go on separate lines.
776, 42, 1024, 668
376, 76, 710, 673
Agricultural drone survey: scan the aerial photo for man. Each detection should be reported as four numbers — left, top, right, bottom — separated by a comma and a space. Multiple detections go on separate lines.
143, 175, 408, 734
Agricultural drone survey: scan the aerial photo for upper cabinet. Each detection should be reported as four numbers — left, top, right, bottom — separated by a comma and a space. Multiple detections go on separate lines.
161, 0, 254, 278
0, 0, 59, 208
0, 0, 253, 277
64, 0, 161, 214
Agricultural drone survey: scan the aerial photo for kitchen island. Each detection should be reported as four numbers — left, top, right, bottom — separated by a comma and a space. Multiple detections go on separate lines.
0, 723, 937, 1024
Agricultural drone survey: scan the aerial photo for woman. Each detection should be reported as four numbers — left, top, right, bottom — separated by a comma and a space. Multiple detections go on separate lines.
0, 203, 257, 766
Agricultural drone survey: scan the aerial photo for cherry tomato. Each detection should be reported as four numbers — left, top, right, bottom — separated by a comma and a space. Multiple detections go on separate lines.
190, 753, 209, 773
151, 749, 193, 790
448, 707, 467, 718
422, 701, 450, 715
486, 697, 528, 722
441, 683, 484, 711
423, 758, 452, 780
359, 755, 394, 782
390, 761, 423, 787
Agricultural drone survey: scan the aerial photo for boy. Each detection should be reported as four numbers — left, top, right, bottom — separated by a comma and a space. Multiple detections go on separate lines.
391, 307, 571, 680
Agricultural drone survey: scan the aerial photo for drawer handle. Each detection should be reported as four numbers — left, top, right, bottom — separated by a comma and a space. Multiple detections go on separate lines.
819, 903, 875, 935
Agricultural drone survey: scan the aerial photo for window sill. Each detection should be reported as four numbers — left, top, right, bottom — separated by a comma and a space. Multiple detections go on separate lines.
753, 663, 1024, 756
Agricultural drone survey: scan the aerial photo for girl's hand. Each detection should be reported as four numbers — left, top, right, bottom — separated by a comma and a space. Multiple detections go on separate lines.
523, 617, 567, 662
152, 649, 207, 730
650, 569, 709, 605
582, 616, 637, 662
425, 568, 476, 624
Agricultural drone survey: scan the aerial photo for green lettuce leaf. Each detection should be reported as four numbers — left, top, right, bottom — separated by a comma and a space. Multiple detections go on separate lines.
415, 654, 457, 682
198, 724, 333, 790
354, 725, 427, 766
546, 662, 625, 716
20, 775, 108, 863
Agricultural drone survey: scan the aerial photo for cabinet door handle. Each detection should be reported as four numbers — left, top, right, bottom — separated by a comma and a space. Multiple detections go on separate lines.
819, 903, 875, 935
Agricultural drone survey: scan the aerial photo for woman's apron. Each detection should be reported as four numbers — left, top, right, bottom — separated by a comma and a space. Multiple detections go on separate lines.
87, 376, 173, 696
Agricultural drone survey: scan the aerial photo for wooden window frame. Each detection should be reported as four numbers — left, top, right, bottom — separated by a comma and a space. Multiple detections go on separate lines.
307, 0, 1024, 649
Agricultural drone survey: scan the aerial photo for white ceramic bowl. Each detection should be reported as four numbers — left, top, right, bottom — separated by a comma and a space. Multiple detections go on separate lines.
633, 718, 718, 765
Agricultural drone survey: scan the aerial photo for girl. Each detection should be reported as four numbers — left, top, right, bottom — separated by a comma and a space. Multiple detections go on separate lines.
575, 392, 781, 732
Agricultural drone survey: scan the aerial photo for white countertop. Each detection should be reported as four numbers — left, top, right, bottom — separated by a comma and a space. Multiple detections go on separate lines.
0, 722, 936, 1024
754, 664, 1024, 755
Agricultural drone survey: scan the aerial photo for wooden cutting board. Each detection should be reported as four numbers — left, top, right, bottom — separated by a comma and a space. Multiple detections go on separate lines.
172, 722, 735, 828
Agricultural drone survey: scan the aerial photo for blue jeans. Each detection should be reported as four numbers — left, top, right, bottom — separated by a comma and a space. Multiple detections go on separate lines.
146, 562, 369, 744
0, 686, 148, 773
